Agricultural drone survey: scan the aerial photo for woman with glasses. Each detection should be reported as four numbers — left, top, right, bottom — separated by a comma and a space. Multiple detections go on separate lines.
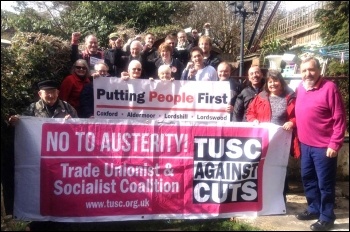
59, 59, 91, 117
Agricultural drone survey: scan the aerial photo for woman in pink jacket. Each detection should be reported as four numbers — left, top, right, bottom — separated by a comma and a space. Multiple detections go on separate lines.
246, 69, 300, 202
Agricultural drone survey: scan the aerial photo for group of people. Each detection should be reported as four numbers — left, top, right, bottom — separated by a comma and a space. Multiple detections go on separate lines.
7, 25, 347, 232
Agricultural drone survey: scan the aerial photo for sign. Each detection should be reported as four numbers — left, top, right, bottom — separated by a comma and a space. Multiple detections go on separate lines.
14, 117, 291, 222
94, 78, 231, 122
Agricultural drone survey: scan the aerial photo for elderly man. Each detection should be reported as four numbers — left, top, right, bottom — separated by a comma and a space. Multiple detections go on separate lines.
121, 60, 143, 80
120, 40, 156, 78
295, 57, 346, 231
8, 80, 77, 230
9, 79, 77, 124
71, 32, 104, 72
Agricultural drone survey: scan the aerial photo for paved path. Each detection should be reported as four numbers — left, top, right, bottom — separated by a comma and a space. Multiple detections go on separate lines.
234, 181, 349, 231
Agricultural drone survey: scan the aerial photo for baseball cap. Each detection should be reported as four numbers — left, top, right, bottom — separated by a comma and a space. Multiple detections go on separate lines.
109, 32, 119, 39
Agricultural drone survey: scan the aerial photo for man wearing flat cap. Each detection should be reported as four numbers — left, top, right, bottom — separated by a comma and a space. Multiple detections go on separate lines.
104, 32, 128, 77
8, 79, 78, 125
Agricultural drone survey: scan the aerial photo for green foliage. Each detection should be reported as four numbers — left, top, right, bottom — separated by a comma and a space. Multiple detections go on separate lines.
259, 39, 290, 66
314, 1, 349, 132
146, 25, 182, 40
3, 219, 262, 231
326, 61, 349, 133
315, 1, 349, 45
2, 1, 192, 48
1, 32, 71, 124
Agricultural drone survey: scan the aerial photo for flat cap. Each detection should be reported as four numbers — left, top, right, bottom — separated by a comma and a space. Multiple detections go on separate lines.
109, 32, 119, 39
37, 80, 59, 90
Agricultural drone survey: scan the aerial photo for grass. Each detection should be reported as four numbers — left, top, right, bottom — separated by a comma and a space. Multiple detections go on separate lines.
5, 218, 262, 231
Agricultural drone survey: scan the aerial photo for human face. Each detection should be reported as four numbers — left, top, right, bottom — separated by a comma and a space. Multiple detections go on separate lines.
217, 64, 231, 81
130, 43, 141, 57
192, 30, 198, 38
248, 66, 263, 88
191, 50, 203, 66
128, 64, 142, 79
300, 59, 321, 88
85, 36, 98, 54
95, 65, 108, 77
177, 32, 187, 44
145, 34, 155, 46
267, 77, 283, 96
39, 89, 59, 106
74, 62, 88, 77
158, 70, 172, 80
165, 39, 176, 50
109, 37, 123, 49
160, 49, 171, 60
199, 40, 210, 54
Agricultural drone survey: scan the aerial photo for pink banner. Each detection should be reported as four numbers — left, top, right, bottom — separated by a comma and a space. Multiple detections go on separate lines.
14, 118, 290, 222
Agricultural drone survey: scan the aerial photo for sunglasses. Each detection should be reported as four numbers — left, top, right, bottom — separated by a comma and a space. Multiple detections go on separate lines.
110, 37, 119, 41
75, 66, 87, 70
132, 68, 142, 71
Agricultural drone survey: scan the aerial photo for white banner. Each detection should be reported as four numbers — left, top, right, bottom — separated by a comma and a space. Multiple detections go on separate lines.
94, 78, 231, 122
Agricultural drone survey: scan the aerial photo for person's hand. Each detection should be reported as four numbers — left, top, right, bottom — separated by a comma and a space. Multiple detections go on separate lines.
282, 121, 294, 131
143, 45, 151, 53
8, 115, 19, 126
91, 72, 104, 79
121, 71, 130, 80
186, 61, 194, 70
170, 77, 175, 81
326, 147, 338, 158
252, 119, 259, 126
188, 67, 197, 78
226, 105, 233, 113
71, 32, 81, 44
64, 114, 72, 120
149, 77, 154, 81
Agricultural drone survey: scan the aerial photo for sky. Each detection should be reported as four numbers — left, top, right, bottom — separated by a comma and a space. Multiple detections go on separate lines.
1, 1, 17, 13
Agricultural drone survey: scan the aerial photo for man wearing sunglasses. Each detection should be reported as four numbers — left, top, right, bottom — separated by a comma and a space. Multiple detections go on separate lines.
121, 60, 143, 80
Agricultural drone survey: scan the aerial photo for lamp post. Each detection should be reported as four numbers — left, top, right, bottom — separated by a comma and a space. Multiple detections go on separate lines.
229, 1, 260, 77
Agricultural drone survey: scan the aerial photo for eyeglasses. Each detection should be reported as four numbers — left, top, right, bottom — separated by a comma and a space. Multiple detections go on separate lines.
97, 70, 108, 73
110, 37, 119, 41
75, 66, 87, 70
131, 68, 142, 71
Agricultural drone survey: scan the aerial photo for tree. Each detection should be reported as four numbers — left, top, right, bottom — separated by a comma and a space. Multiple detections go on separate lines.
2, 1, 192, 48
315, 1, 349, 45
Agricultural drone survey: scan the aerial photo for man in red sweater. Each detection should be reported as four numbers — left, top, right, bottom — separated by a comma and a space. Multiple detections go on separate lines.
294, 57, 346, 231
